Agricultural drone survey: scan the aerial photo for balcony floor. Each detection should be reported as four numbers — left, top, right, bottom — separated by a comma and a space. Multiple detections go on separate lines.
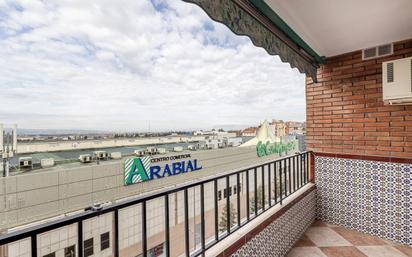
287, 220, 412, 257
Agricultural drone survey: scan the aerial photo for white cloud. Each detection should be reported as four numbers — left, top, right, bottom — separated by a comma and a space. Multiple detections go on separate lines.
0, 0, 305, 131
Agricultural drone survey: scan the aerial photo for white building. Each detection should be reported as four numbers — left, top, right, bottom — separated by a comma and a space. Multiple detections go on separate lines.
240, 121, 280, 147
225, 137, 243, 147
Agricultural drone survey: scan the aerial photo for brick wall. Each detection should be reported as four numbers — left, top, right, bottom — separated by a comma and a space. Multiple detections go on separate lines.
306, 39, 412, 158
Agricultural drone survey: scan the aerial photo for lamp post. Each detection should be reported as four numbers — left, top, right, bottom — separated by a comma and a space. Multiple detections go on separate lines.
1, 124, 17, 177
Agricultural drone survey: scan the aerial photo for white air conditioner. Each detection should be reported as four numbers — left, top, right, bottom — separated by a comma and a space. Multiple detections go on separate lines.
110, 152, 122, 159
134, 150, 145, 157
19, 157, 33, 169
173, 146, 183, 152
79, 154, 92, 163
157, 148, 166, 154
146, 147, 158, 155
40, 158, 54, 168
94, 151, 108, 159
187, 145, 197, 151
382, 57, 412, 105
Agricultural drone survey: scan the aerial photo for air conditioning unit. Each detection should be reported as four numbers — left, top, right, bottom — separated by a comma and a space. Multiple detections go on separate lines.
146, 147, 158, 155
94, 151, 108, 160
110, 152, 122, 159
187, 145, 197, 151
157, 148, 166, 154
40, 158, 54, 168
173, 146, 183, 152
382, 57, 412, 105
134, 150, 145, 157
79, 154, 92, 163
19, 157, 33, 169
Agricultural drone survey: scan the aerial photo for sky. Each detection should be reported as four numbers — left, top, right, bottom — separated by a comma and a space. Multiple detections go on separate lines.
0, 0, 305, 132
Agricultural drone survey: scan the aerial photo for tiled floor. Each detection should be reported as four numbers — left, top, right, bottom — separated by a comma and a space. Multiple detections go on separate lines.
287, 220, 412, 257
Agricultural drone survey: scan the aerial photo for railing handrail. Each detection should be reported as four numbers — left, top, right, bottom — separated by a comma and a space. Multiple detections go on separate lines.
0, 151, 312, 256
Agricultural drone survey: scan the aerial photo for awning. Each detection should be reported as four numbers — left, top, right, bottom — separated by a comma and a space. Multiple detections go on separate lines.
183, 0, 320, 82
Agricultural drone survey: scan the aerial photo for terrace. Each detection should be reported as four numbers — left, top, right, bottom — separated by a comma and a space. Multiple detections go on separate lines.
1, 0, 412, 257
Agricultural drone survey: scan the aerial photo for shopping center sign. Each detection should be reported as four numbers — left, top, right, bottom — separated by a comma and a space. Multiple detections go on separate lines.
256, 141, 296, 157
124, 154, 202, 185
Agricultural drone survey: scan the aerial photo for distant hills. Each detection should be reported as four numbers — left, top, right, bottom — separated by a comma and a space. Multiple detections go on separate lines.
211, 124, 250, 131
14, 129, 107, 136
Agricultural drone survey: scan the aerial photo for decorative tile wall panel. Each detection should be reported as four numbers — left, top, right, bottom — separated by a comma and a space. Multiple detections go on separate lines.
231, 190, 316, 257
315, 156, 411, 246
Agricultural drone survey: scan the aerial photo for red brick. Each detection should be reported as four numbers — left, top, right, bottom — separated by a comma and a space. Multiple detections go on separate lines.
353, 60, 376, 68
364, 122, 389, 127
356, 127, 377, 132
365, 132, 390, 137
378, 146, 403, 152
391, 121, 412, 127
333, 110, 354, 115
343, 104, 365, 110
307, 39, 412, 158
353, 118, 376, 123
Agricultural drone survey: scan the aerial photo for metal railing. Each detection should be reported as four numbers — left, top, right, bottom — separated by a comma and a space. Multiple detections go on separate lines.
0, 151, 311, 257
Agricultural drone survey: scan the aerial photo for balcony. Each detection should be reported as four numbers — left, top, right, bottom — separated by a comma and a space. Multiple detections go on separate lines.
1, 0, 412, 257
1, 150, 409, 257
0, 152, 312, 257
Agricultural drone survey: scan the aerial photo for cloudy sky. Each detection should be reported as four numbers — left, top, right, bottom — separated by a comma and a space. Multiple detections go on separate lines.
0, 0, 305, 132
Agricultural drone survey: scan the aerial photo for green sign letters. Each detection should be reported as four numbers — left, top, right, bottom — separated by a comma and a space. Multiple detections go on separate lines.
256, 140, 296, 157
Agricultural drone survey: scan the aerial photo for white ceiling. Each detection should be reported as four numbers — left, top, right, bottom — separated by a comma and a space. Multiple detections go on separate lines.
264, 0, 412, 57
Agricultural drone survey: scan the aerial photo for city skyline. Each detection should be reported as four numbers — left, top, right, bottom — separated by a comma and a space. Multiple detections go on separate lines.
0, 0, 305, 131
7, 118, 306, 136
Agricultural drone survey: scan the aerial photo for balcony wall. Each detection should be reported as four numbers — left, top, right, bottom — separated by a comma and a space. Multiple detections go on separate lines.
305, 38, 412, 247
306, 39, 412, 158
210, 184, 316, 257
315, 154, 411, 246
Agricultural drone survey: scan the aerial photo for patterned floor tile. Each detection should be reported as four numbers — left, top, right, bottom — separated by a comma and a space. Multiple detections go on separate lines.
383, 238, 401, 245
357, 245, 408, 257
294, 235, 316, 247
312, 219, 328, 227
332, 227, 387, 246
305, 227, 352, 247
394, 245, 412, 257
289, 222, 412, 257
324, 223, 340, 228
286, 247, 327, 257
319, 246, 368, 257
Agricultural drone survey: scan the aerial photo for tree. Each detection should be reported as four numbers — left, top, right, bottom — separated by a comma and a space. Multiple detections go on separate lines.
219, 203, 237, 232
272, 172, 288, 201
250, 186, 267, 213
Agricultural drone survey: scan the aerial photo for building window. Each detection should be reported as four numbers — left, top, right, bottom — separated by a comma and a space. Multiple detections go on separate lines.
101, 232, 110, 250
223, 189, 227, 198
233, 186, 237, 194
43, 253, 55, 257
229, 187, 232, 196
218, 190, 222, 201
84, 238, 94, 257
136, 242, 165, 257
65, 245, 75, 257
